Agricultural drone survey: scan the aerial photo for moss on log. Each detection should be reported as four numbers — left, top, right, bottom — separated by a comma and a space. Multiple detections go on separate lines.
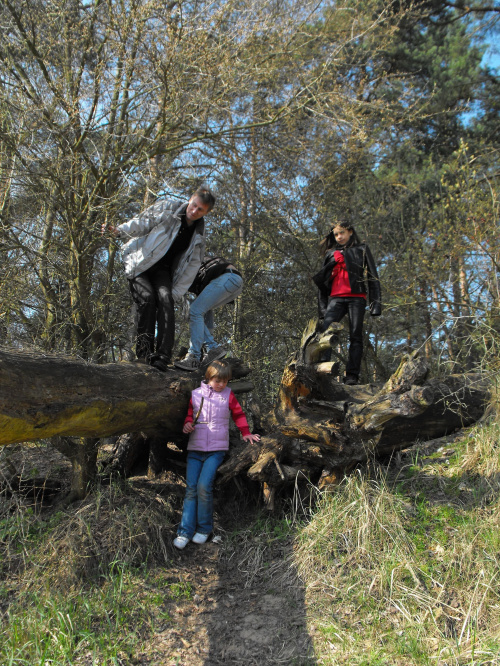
0, 349, 252, 446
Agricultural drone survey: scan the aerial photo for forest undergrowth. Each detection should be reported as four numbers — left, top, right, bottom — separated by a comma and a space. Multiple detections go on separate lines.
1, 410, 500, 665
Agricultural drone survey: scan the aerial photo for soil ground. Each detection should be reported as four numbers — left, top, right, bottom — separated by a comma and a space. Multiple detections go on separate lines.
123, 474, 316, 665
137, 532, 315, 665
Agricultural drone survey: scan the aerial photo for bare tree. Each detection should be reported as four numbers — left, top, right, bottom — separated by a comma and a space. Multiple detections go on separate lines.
1, 0, 347, 356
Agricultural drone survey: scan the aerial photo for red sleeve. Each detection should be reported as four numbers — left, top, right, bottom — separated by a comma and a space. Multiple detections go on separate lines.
184, 397, 194, 426
229, 392, 251, 437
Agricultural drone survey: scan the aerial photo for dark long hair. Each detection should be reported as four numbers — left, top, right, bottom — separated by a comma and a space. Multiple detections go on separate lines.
319, 219, 361, 256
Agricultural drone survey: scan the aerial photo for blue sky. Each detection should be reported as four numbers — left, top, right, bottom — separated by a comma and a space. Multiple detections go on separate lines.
482, 37, 499, 71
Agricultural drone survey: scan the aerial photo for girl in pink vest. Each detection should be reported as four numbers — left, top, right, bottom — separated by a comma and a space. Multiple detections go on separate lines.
173, 360, 261, 549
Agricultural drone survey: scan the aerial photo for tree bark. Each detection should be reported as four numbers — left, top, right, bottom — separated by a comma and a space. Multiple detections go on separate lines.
0, 349, 252, 445
51, 435, 99, 502
257, 326, 490, 497
0, 349, 252, 499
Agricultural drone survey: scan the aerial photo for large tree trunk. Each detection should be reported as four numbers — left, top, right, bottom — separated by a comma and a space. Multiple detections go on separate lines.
0, 349, 252, 445
0, 351, 192, 444
0, 325, 490, 503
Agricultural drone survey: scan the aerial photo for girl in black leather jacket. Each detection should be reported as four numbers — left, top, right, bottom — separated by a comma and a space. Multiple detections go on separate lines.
312, 221, 381, 385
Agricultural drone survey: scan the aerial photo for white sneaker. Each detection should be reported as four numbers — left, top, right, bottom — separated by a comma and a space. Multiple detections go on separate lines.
173, 535, 190, 549
174, 354, 200, 371
192, 532, 209, 544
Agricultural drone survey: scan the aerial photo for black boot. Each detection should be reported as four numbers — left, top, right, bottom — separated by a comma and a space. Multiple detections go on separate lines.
151, 354, 170, 372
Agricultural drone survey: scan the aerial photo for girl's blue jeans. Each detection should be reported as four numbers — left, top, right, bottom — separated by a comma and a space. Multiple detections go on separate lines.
178, 450, 226, 538
188, 272, 243, 359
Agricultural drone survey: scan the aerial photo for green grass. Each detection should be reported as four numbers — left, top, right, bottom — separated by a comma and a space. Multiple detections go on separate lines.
0, 480, 177, 665
3, 566, 153, 664
167, 580, 193, 600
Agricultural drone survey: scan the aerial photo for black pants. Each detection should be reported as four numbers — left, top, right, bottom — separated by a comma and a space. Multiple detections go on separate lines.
320, 297, 366, 379
128, 266, 175, 361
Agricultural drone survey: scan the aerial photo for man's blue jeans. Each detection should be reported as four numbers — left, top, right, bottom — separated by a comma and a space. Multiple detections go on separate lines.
188, 272, 243, 359
178, 450, 226, 538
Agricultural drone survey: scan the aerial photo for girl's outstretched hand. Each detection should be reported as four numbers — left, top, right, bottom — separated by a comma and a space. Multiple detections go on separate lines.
243, 433, 261, 444
183, 422, 195, 434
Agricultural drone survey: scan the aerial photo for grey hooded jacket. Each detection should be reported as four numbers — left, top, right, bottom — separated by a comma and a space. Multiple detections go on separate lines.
117, 198, 206, 301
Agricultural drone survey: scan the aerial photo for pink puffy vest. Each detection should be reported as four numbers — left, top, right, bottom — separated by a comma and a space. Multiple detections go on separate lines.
188, 383, 232, 452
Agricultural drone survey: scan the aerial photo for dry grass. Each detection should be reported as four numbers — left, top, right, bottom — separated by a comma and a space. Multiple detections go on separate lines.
291, 421, 500, 665
219, 514, 295, 588
2, 480, 175, 590
460, 421, 500, 491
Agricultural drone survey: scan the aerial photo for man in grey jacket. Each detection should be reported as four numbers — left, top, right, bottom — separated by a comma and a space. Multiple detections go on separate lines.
102, 187, 215, 371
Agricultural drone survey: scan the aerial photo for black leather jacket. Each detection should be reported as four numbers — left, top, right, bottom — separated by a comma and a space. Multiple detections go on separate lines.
312, 243, 382, 318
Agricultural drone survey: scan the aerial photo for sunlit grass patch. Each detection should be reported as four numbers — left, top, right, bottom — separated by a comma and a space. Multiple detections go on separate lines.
2, 563, 178, 665
296, 472, 413, 577
293, 421, 500, 665
461, 420, 500, 492
0, 480, 177, 664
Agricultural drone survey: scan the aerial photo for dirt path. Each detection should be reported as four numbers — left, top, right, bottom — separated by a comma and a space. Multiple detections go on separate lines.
142, 534, 316, 665
126, 472, 317, 666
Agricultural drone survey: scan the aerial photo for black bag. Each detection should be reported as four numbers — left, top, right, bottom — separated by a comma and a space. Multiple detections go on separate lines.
189, 257, 230, 295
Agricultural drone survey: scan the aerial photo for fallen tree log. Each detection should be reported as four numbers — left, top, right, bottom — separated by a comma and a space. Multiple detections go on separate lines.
261, 328, 489, 494
0, 348, 252, 499
0, 323, 491, 504
0, 352, 190, 445
0, 349, 252, 445
208, 339, 489, 503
